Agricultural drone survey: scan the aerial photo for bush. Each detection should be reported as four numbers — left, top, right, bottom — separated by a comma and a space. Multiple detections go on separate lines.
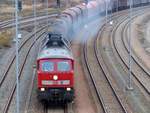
0, 30, 13, 47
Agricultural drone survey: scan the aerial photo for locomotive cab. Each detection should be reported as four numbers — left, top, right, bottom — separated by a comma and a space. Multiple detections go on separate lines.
37, 33, 74, 103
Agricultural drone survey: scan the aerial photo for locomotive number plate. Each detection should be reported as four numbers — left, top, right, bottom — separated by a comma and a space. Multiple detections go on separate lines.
42, 80, 70, 85
53, 81, 58, 84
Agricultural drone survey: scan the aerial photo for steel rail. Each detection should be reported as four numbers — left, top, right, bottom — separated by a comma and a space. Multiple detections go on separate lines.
123, 22, 150, 94
120, 15, 150, 94
0, 26, 47, 87
64, 104, 68, 113
123, 20, 150, 76
24, 34, 44, 113
111, 9, 150, 94
94, 21, 129, 113
92, 7, 150, 113
0, 13, 57, 28
82, 9, 133, 113
43, 104, 68, 113
82, 6, 150, 113
2, 30, 46, 113
83, 39, 107, 113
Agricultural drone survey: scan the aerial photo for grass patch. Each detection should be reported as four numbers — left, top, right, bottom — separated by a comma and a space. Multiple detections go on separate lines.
20, 7, 60, 17
0, 1, 79, 20
0, 14, 13, 21
0, 29, 13, 47
0, 7, 63, 21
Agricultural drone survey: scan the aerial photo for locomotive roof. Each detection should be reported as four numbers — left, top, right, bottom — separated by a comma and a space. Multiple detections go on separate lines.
37, 47, 73, 60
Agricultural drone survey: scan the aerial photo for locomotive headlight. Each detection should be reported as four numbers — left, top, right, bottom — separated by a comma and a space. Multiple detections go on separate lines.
66, 88, 71, 91
40, 88, 45, 91
53, 75, 58, 80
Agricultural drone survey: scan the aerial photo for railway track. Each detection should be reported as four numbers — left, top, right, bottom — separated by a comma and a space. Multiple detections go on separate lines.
0, 12, 59, 113
1, 27, 47, 113
23, 35, 44, 113
0, 26, 46, 87
111, 9, 150, 94
0, 13, 57, 29
82, 14, 130, 112
122, 19, 150, 93
43, 103, 69, 113
83, 32, 129, 113
123, 19, 150, 76
95, 6, 150, 113
82, 6, 150, 113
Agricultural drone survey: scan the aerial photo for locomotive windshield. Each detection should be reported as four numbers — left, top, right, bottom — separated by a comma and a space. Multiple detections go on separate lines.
41, 61, 54, 72
40, 60, 72, 72
57, 61, 70, 71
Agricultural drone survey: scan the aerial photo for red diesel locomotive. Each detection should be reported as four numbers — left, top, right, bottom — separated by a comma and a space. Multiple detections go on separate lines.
37, 33, 74, 102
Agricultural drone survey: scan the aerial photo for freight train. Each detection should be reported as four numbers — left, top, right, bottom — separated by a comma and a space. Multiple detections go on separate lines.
36, 0, 150, 103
